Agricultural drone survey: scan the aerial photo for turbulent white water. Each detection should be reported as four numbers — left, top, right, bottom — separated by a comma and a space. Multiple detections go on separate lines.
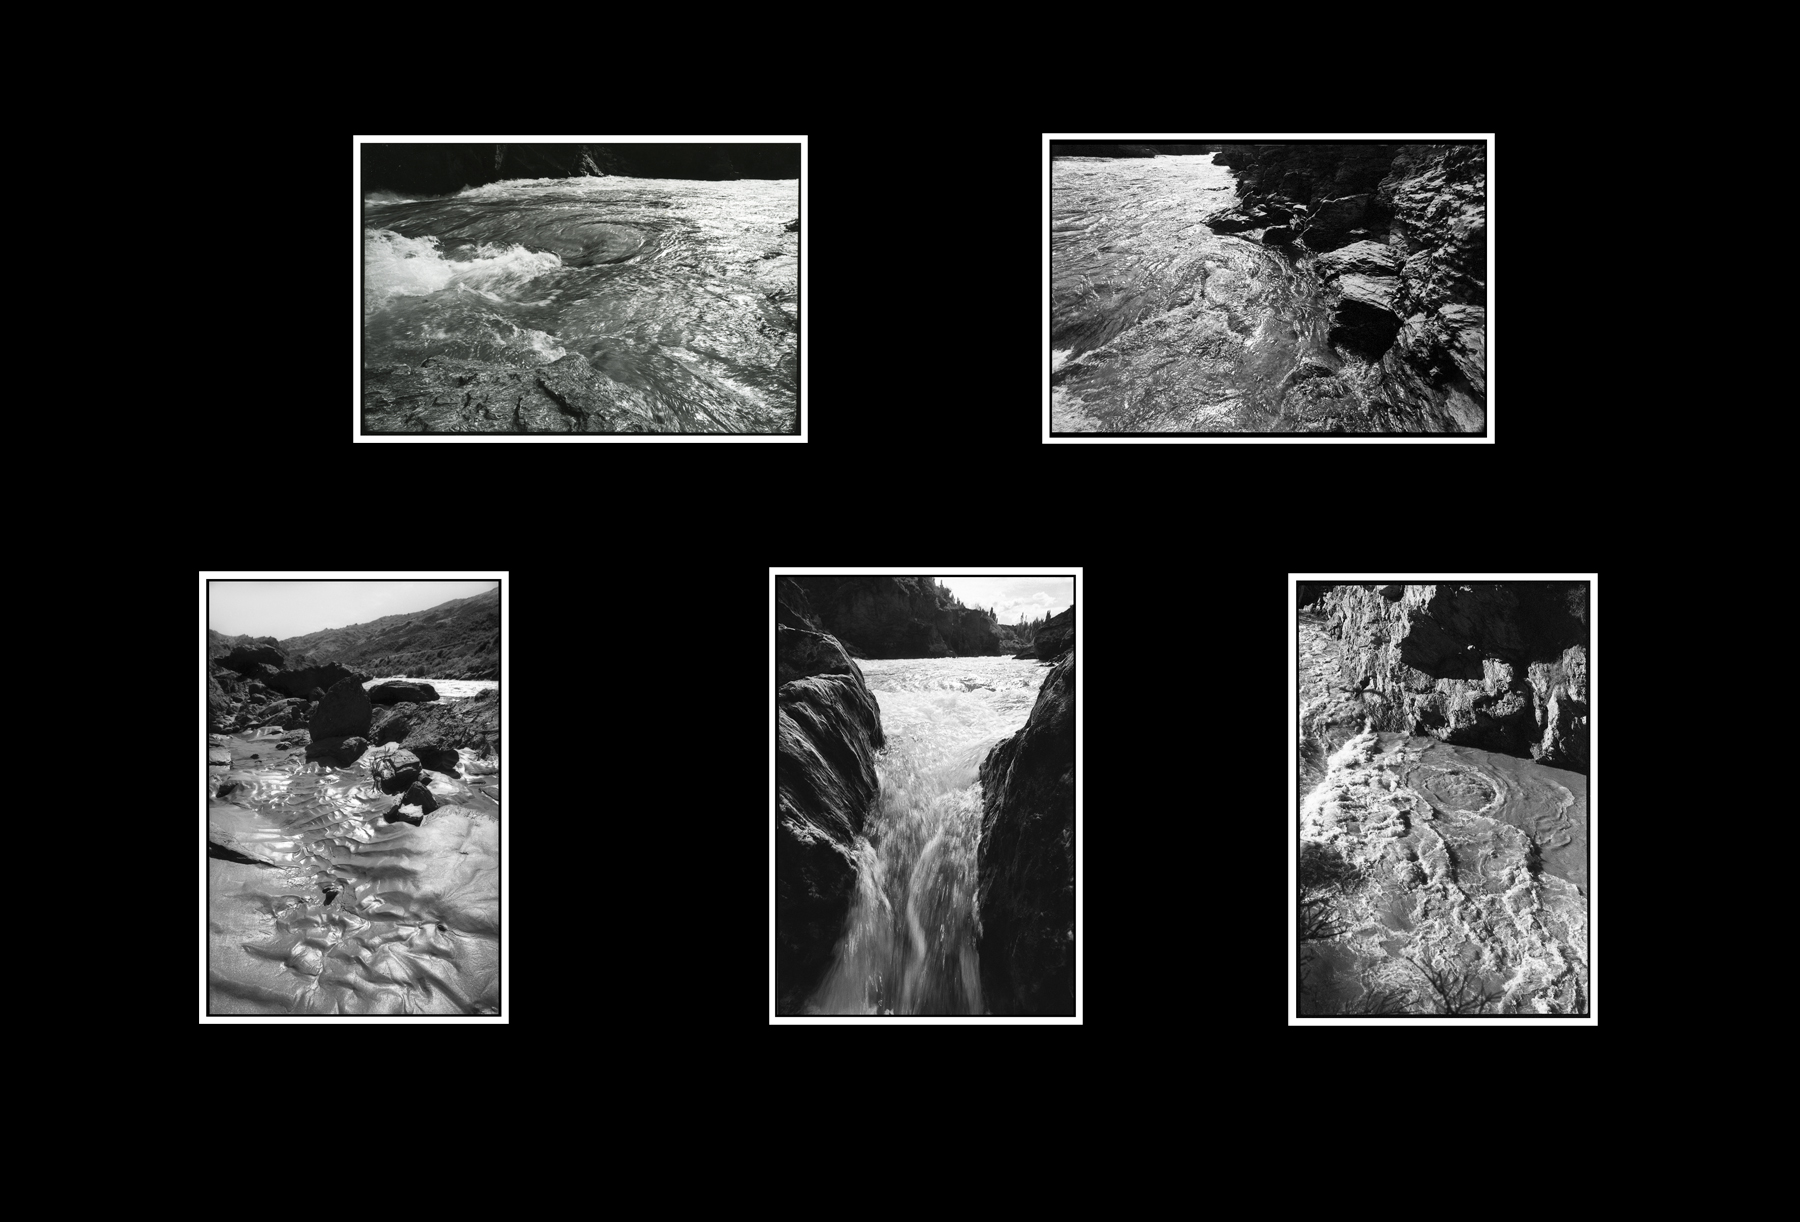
808, 655, 1046, 1015
359, 676, 498, 700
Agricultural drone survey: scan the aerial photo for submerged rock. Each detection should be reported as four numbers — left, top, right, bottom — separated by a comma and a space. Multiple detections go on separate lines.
977, 654, 1075, 1016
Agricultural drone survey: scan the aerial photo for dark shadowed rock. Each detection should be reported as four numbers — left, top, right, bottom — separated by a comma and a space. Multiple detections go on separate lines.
1301, 193, 1372, 251
1315, 240, 1402, 280
305, 736, 369, 766
401, 781, 440, 816
256, 698, 310, 730
222, 641, 286, 676
410, 737, 459, 773
310, 677, 372, 741
264, 663, 366, 699
369, 681, 439, 706
775, 625, 887, 1013
1034, 607, 1074, 660
374, 749, 423, 795
1329, 275, 1403, 359
777, 626, 869, 687
977, 654, 1075, 1016
776, 578, 821, 631
1263, 226, 1297, 245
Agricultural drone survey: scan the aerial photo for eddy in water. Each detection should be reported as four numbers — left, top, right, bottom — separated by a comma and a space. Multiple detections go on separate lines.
362, 173, 798, 434
807, 656, 1041, 1015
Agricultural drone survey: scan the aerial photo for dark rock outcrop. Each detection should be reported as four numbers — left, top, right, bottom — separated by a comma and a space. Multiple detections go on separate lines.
369, 681, 439, 706
977, 654, 1075, 1016
1305, 584, 1588, 770
374, 749, 423, 795
400, 781, 440, 816
256, 698, 310, 730
366, 695, 498, 753
264, 662, 366, 699
785, 576, 1003, 659
1328, 275, 1403, 360
222, 641, 286, 676
305, 736, 369, 766
784, 218, 799, 232
410, 737, 460, 773
776, 578, 822, 631
775, 629, 885, 1013
1034, 607, 1074, 660
1263, 226, 1297, 245
310, 677, 372, 741
1299, 193, 1371, 252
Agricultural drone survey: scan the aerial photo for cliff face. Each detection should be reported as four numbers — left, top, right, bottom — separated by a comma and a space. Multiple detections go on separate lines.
977, 653, 1075, 1015
775, 626, 885, 1013
1208, 144, 1486, 432
786, 577, 1002, 658
1301, 583, 1587, 772
1033, 607, 1074, 660
364, 143, 801, 193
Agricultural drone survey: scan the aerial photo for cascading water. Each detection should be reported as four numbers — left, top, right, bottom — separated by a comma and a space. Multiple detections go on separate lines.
807, 655, 1045, 1015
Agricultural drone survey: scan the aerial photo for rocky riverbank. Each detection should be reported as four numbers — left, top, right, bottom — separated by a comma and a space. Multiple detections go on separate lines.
1204, 143, 1486, 431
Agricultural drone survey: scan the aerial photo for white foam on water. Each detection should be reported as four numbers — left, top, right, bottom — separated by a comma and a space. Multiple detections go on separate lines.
363, 228, 562, 315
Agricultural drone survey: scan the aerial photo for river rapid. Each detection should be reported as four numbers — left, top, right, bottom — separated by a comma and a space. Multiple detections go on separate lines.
363, 175, 798, 432
807, 655, 1047, 1015
1052, 155, 1359, 433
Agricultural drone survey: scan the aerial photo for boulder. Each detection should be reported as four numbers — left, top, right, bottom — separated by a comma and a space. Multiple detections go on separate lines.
221, 641, 286, 677
310, 677, 372, 741
304, 736, 368, 766
369, 707, 410, 745
264, 663, 367, 700
366, 697, 497, 753
1315, 240, 1402, 280
369, 680, 440, 706
374, 749, 423, 795
1263, 226, 1297, 245
410, 737, 460, 773
401, 781, 439, 816
977, 654, 1075, 1015
1328, 275, 1402, 360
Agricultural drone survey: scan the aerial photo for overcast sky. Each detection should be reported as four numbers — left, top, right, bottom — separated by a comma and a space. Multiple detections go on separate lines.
209, 580, 498, 639
938, 576, 1074, 624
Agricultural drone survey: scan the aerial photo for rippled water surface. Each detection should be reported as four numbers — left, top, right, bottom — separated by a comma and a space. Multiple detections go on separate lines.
363, 175, 798, 431
1052, 156, 1351, 433
808, 656, 1046, 1015
208, 735, 500, 1015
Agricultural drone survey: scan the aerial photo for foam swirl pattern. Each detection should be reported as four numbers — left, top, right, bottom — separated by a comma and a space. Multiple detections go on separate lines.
208, 735, 499, 1015
1301, 728, 1586, 1015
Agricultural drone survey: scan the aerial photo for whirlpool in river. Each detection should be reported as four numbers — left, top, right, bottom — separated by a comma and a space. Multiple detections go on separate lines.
363, 174, 797, 433
807, 656, 1045, 1015
1052, 155, 1362, 433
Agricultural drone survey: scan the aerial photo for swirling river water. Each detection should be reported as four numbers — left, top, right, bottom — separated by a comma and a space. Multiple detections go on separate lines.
207, 721, 500, 1015
363, 174, 798, 432
808, 655, 1047, 1015
1052, 155, 1350, 433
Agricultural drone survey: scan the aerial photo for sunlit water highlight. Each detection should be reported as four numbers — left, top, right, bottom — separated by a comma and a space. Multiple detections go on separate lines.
808, 655, 1046, 1015
363, 175, 797, 431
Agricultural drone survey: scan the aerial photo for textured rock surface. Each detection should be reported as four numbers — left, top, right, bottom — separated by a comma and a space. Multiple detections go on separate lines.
374, 749, 423, 795
1329, 275, 1402, 359
785, 577, 1004, 659
1210, 143, 1485, 432
222, 641, 286, 676
255, 697, 311, 730
1300, 729, 1586, 1015
367, 698, 498, 753
977, 654, 1075, 1016
369, 681, 440, 706
263, 662, 366, 699
310, 677, 373, 742
1034, 607, 1074, 661
775, 633, 886, 1014
1301, 584, 1588, 774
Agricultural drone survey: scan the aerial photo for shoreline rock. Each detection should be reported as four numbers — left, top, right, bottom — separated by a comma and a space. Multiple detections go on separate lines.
977, 653, 1075, 1016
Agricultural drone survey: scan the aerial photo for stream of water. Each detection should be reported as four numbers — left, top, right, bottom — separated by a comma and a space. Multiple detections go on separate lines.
807, 655, 1046, 1015
1052, 154, 1348, 433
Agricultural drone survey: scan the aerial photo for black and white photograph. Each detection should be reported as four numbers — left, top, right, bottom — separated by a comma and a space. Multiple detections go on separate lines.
1050, 136, 1489, 436
204, 576, 504, 1018
773, 572, 1079, 1020
1294, 579, 1591, 1020
359, 137, 801, 436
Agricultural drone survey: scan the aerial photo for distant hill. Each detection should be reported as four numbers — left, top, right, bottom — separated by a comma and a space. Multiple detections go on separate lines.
277, 587, 500, 680
208, 628, 279, 660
